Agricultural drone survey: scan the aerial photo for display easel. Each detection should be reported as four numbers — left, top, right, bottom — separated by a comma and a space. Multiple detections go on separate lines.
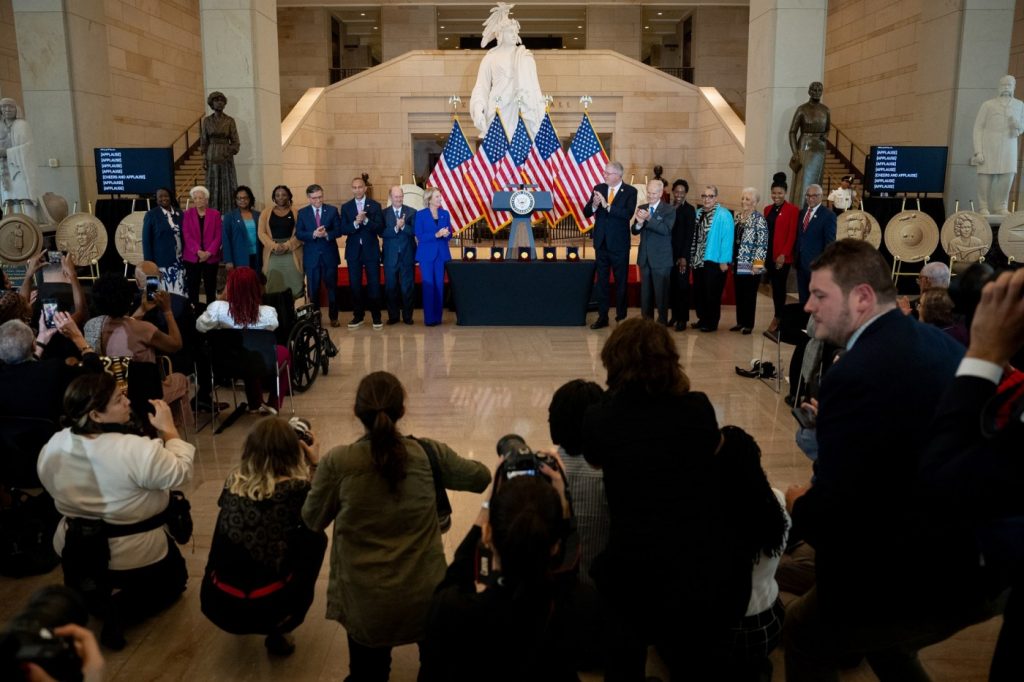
890, 197, 930, 283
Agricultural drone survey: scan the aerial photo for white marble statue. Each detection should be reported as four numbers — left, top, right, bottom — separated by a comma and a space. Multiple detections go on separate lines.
972, 75, 1024, 215
469, 3, 545, 138
0, 98, 38, 219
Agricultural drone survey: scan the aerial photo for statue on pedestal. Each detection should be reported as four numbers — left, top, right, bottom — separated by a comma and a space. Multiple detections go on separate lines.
0, 98, 38, 220
971, 75, 1024, 216
788, 82, 830, 206
200, 91, 240, 215
470, 3, 545, 138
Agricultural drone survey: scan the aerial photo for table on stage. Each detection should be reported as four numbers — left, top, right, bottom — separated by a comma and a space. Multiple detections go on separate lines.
446, 260, 597, 326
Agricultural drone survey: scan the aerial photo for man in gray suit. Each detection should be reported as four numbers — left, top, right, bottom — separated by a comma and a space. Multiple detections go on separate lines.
631, 179, 676, 324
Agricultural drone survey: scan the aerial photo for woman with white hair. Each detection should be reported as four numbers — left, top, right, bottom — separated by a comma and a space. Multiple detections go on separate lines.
732, 187, 768, 334
182, 185, 223, 307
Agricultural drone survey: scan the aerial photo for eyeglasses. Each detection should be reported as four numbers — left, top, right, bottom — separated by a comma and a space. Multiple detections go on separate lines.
805, 193, 821, 197
700, 194, 716, 199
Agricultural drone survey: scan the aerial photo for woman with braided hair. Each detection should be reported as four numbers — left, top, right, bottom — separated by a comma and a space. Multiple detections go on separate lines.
302, 371, 490, 681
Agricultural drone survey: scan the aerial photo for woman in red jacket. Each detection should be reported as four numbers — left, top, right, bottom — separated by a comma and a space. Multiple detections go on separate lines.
763, 173, 798, 337
182, 185, 223, 307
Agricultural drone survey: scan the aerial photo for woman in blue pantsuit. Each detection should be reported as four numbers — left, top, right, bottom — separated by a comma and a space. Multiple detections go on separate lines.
414, 188, 452, 326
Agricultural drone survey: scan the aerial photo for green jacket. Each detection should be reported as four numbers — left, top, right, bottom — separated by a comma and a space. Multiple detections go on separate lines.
302, 436, 491, 647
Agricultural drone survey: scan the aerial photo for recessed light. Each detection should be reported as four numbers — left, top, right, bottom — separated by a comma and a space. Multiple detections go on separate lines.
573, 37, 578, 40
644, 25, 650, 29
444, 37, 448, 41
577, 25, 582, 29
657, 12, 663, 16
440, 25, 445, 29
373, 26, 378, 30
360, 12, 365, 16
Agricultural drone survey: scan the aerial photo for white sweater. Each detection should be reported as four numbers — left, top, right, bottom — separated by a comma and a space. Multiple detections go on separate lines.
37, 429, 195, 570
195, 300, 279, 333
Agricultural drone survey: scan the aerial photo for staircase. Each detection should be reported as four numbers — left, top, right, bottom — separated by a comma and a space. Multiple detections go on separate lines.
170, 117, 204, 206
823, 122, 868, 201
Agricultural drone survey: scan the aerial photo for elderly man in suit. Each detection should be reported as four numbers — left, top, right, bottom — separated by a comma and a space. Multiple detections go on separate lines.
381, 185, 418, 325
295, 184, 343, 327
795, 183, 837, 304
631, 179, 676, 325
584, 160, 638, 329
783, 239, 997, 682
340, 176, 384, 330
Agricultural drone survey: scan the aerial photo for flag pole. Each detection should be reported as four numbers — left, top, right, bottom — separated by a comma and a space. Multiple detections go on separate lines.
579, 95, 592, 259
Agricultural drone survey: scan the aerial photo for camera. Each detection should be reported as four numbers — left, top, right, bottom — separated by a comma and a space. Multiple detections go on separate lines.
289, 417, 314, 446
495, 434, 560, 480
0, 586, 88, 682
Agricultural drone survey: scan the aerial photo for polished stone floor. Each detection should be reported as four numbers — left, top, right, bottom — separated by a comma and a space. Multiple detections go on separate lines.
0, 293, 999, 681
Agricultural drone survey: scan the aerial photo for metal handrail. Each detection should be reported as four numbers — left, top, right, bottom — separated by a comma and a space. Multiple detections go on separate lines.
826, 122, 868, 177
329, 66, 369, 83
171, 116, 203, 170
656, 66, 695, 83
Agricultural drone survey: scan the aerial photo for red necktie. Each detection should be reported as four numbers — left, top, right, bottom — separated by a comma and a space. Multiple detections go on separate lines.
315, 208, 321, 227
802, 209, 811, 232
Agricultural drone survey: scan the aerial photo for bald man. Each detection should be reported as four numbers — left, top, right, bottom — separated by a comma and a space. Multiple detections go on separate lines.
381, 186, 418, 324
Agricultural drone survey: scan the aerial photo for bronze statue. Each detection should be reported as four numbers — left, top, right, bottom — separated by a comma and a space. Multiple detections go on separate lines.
200, 91, 240, 215
788, 82, 830, 206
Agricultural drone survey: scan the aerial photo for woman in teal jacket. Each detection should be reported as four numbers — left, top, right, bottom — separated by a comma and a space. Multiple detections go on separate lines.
691, 185, 735, 332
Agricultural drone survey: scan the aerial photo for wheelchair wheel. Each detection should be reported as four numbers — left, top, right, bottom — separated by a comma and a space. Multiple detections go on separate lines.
289, 322, 321, 392
321, 330, 330, 376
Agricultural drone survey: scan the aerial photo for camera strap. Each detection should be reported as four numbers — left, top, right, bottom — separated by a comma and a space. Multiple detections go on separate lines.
409, 435, 453, 532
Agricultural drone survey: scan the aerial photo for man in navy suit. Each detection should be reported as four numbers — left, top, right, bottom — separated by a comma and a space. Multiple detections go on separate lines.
339, 176, 384, 330
583, 160, 638, 329
295, 183, 343, 327
783, 240, 995, 681
381, 185, 418, 325
795, 183, 836, 304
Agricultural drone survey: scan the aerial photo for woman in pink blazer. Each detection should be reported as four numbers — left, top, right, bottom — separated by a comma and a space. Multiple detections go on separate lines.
182, 184, 223, 307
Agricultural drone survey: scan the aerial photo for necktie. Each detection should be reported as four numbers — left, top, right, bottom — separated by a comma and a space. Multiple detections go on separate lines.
315, 207, 321, 227
608, 188, 616, 206
802, 209, 811, 232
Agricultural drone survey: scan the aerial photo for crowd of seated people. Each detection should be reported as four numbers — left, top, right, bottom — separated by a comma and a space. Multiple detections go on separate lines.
5, 235, 1024, 682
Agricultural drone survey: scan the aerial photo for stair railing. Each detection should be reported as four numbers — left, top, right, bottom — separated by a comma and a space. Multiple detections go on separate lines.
825, 122, 868, 180
171, 116, 203, 171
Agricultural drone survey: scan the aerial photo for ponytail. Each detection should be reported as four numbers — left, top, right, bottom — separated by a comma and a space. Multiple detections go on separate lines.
369, 408, 408, 493
355, 371, 409, 494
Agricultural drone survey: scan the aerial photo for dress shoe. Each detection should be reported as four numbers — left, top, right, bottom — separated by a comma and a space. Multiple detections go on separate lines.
591, 317, 609, 330
741, 328, 752, 335
615, 314, 626, 322
699, 326, 717, 332
372, 319, 384, 331
762, 329, 780, 342
329, 319, 341, 328
690, 322, 702, 329
729, 325, 743, 332
674, 320, 687, 332
386, 318, 400, 326
347, 317, 364, 330
403, 319, 414, 325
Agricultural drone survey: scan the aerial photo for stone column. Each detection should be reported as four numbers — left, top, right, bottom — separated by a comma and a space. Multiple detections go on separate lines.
742, 0, 827, 197
12, 0, 113, 210
382, 6, 437, 62
919, 0, 1016, 211
199, 0, 282, 206
586, 6, 641, 61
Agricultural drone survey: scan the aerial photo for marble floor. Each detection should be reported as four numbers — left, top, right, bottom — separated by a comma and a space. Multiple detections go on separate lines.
0, 293, 1000, 681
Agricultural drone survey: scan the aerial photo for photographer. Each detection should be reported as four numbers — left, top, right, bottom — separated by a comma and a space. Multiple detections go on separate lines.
201, 417, 327, 656
424, 451, 592, 682
1, 585, 104, 682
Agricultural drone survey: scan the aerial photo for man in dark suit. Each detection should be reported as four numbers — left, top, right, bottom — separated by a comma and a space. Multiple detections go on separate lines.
339, 176, 384, 330
783, 239, 996, 681
670, 179, 696, 331
920, 267, 1024, 680
631, 179, 676, 325
795, 183, 836, 304
295, 183, 343, 327
583, 160, 637, 329
381, 185, 418, 325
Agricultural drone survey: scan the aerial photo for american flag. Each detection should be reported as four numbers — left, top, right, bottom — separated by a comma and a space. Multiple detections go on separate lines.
426, 117, 482, 233
508, 116, 547, 225
522, 113, 572, 225
556, 112, 609, 232
465, 115, 518, 232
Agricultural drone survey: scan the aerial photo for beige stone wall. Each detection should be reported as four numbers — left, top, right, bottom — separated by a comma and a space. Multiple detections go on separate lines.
0, 0, 20, 105
1011, 0, 1024, 83
105, 0, 205, 147
278, 6, 332, 119
585, 6, 641, 61
280, 50, 746, 209
381, 6, 437, 62
692, 7, 748, 119
823, 0, 922, 151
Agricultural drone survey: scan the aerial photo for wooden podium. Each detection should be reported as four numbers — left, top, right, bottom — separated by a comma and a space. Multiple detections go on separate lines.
492, 188, 553, 259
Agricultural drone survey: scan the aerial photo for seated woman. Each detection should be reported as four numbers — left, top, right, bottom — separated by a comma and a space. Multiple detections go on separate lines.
918, 287, 968, 346
716, 426, 791, 681
201, 418, 327, 656
425, 471, 589, 682
195, 266, 290, 415
84, 272, 189, 426
36, 373, 194, 650
302, 371, 490, 681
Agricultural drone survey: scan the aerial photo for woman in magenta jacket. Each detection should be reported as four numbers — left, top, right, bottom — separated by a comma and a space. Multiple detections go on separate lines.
182, 185, 223, 307
414, 187, 452, 326
762, 173, 799, 336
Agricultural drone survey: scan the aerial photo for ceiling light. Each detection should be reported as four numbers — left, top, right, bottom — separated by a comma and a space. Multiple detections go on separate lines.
577, 25, 582, 29
440, 25, 445, 29
373, 26, 378, 30
658, 12, 663, 16
444, 37, 449, 41
360, 12, 365, 16
644, 25, 650, 29
573, 37, 578, 40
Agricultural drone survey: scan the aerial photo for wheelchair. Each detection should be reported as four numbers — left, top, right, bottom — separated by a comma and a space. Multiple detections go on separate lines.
287, 302, 338, 392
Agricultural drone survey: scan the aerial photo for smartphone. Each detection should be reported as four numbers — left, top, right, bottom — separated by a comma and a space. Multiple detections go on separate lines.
791, 405, 817, 430
42, 299, 59, 329
145, 275, 160, 301
47, 250, 62, 265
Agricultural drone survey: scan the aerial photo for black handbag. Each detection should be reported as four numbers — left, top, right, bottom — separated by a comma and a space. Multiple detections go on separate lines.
164, 490, 193, 545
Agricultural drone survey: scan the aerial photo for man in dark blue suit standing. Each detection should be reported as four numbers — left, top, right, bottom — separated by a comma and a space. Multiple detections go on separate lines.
339, 176, 384, 330
783, 240, 995, 681
583, 160, 638, 329
381, 185, 418, 325
795, 183, 836, 304
295, 183, 343, 327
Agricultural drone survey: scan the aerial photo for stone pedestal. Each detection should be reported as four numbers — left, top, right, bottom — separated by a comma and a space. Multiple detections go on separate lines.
743, 0, 827, 200
12, 0, 112, 209
200, 0, 282, 206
